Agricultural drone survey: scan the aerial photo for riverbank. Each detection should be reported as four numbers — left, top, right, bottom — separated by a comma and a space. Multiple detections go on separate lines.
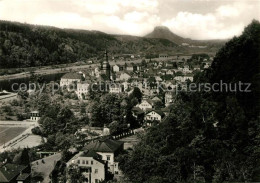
0, 59, 144, 82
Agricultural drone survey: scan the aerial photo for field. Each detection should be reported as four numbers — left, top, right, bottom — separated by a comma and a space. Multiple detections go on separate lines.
0, 126, 28, 146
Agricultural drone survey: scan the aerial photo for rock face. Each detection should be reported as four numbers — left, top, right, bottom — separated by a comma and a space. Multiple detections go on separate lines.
145, 26, 186, 45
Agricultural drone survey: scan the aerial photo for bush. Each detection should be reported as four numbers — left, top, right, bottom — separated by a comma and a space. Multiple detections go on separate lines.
31, 127, 42, 136
11, 99, 19, 106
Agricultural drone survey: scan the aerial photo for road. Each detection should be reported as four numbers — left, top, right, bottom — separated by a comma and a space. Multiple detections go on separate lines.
0, 59, 144, 81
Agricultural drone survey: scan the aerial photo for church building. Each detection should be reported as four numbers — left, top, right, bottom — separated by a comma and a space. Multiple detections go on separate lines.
100, 50, 111, 81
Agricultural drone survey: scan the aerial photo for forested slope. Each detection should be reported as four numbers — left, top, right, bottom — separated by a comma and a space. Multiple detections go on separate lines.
119, 20, 260, 183
0, 20, 177, 68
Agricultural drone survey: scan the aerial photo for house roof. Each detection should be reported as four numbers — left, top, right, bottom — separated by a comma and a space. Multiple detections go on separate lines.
145, 99, 154, 106
84, 139, 123, 153
120, 72, 131, 77
146, 109, 165, 117
16, 173, 30, 181
132, 107, 144, 115
61, 73, 82, 80
152, 96, 161, 101
31, 153, 62, 183
161, 107, 171, 112
0, 164, 28, 182
80, 150, 101, 159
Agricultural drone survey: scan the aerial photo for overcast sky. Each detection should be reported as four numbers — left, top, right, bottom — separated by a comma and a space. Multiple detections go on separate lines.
0, 0, 259, 39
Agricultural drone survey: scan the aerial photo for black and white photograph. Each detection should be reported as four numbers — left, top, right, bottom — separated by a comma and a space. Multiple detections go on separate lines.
0, 0, 259, 183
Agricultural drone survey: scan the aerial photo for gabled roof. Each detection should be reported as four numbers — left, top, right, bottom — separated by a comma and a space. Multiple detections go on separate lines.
132, 107, 144, 115
120, 72, 131, 77
84, 139, 123, 153
145, 99, 154, 106
0, 164, 28, 182
80, 150, 102, 159
146, 109, 165, 117
61, 73, 82, 80
152, 96, 161, 101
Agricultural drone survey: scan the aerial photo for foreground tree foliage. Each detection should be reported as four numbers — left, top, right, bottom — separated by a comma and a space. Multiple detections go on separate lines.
119, 20, 260, 183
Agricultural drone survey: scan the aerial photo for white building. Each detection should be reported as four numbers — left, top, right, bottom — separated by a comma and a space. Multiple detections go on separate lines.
165, 92, 175, 106
60, 73, 82, 91
182, 65, 192, 73
109, 84, 123, 94
84, 139, 124, 174
145, 110, 163, 122
174, 76, 193, 82
77, 82, 90, 100
30, 111, 40, 122
66, 150, 106, 183
136, 99, 154, 111
119, 72, 131, 81
113, 65, 120, 72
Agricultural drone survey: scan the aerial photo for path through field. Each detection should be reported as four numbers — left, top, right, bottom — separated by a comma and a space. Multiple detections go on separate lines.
0, 120, 42, 152
0, 126, 28, 146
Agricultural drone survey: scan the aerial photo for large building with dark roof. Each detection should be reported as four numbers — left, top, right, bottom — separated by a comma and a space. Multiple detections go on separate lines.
66, 150, 106, 183
60, 72, 83, 91
0, 163, 30, 183
84, 139, 123, 174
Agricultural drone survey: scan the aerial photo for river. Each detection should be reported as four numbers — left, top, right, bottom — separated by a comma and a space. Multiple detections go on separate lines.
0, 72, 65, 92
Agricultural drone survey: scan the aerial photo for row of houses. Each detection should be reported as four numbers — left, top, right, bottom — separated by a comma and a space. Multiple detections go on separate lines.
0, 139, 124, 183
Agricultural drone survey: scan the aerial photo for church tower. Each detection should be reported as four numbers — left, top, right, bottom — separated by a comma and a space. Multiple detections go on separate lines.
100, 50, 111, 80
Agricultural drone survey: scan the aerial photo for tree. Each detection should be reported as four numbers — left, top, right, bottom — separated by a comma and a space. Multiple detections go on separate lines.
129, 87, 143, 103
39, 116, 56, 135
67, 164, 85, 183
119, 20, 260, 183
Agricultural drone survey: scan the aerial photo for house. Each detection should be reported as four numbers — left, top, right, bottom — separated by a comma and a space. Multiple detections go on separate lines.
159, 54, 168, 60
165, 92, 175, 106
30, 111, 40, 122
182, 65, 192, 73
76, 81, 90, 100
193, 65, 200, 71
109, 84, 124, 94
119, 72, 131, 81
125, 64, 134, 72
174, 75, 193, 82
152, 96, 161, 102
166, 69, 174, 75
112, 65, 124, 72
60, 73, 82, 90
145, 110, 164, 126
83, 139, 124, 175
136, 99, 154, 111
165, 62, 174, 68
94, 67, 101, 77
155, 76, 163, 82
66, 150, 106, 183
0, 149, 31, 183
0, 163, 31, 183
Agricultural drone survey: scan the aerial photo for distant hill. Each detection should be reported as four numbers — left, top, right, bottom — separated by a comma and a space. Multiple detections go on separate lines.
0, 20, 224, 69
145, 26, 186, 45
145, 26, 227, 46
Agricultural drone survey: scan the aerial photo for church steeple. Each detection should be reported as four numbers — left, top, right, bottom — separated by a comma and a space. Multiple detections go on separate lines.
101, 49, 111, 80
